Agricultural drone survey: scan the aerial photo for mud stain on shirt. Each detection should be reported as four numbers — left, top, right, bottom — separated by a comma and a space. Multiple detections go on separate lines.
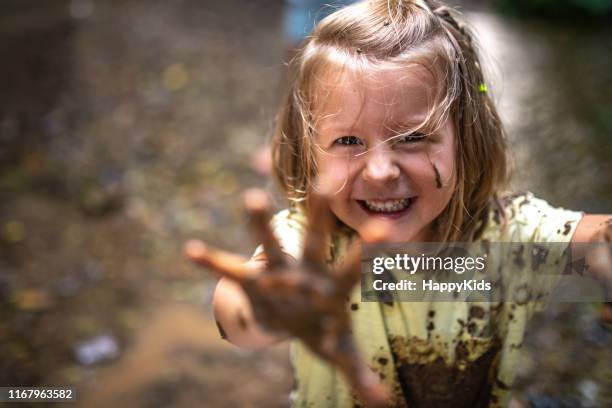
390, 335, 501, 408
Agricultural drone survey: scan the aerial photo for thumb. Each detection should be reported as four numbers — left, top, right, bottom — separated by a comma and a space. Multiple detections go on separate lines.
349, 362, 390, 408
323, 334, 390, 408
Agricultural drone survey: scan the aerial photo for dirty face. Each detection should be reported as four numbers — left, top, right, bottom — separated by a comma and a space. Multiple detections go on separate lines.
313, 64, 457, 243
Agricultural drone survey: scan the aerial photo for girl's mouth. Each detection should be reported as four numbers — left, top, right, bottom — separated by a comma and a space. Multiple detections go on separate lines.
357, 197, 416, 217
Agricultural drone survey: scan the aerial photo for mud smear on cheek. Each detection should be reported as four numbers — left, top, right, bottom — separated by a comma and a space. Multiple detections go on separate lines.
432, 163, 443, 189
425, 153, 443, 189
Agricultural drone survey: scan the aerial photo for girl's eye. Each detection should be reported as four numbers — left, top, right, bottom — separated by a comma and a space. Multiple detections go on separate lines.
334, 136, 363, 146
396, 132, 426, 143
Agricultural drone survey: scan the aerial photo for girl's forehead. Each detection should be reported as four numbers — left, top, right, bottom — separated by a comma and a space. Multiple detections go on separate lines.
314, 64, 438, 127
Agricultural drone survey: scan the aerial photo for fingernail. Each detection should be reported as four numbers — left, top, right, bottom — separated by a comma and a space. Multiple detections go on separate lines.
243, 188, 269, 212
184, 239, 207, 258
361, 220, 394, 243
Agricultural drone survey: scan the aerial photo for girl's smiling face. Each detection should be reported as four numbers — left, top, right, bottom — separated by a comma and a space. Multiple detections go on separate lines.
313, 64, 457, 243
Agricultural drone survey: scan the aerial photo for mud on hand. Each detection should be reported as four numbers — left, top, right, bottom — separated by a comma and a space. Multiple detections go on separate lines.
186, 188, 390, 408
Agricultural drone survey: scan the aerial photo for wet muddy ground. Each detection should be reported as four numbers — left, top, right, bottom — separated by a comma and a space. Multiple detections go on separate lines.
0, 0, 610, 407
1, 0, 292, 406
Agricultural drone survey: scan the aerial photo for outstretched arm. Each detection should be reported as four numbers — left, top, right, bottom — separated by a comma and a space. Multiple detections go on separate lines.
572, 214, 612, 322
185, 189, 390, 408
571, 214, 611, 246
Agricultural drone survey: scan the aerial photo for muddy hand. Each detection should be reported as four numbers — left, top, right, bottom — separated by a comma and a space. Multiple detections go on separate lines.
587, 223, 612, 323
186, 188, 389, 407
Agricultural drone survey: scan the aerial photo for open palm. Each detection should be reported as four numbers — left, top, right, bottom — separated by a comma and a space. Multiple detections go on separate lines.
185, 188, 389, 407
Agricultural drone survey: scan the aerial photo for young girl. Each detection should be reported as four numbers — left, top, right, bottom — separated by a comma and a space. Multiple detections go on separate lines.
186, 0, 612, 407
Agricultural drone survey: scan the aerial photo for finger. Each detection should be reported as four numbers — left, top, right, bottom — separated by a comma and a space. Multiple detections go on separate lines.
334, 239, 362, 294
360, 219, 395, 244
184, 239, 253, 282
322, 334, 389, 408
303, 191, 334, 270
243, 189, 286, 268
333, 220, 395, 295
348, 363, 390, 408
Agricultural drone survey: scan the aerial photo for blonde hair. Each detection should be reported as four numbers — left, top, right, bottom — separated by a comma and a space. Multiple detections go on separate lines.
272, 0, 508, 242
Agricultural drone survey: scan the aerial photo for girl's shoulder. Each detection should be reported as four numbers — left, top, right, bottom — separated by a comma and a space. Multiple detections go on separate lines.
268, 206, 355, 263
480, 191, 583, 243
270, 207, 308, 233
265, 206, 309, 260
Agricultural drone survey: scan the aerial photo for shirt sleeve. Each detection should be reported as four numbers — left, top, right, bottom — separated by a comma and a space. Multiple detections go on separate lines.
484, 192, 584, 316
251, 208, 308, 261
502, 192, 584, 243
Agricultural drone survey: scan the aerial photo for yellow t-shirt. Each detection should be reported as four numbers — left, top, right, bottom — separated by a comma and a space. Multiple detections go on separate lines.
264, 192, 583, 408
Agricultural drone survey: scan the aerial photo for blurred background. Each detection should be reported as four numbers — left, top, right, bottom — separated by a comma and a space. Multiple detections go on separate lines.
0, 0, 610, 407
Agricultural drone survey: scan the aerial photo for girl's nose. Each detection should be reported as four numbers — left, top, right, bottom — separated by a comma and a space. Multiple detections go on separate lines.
361, 150, 400, 184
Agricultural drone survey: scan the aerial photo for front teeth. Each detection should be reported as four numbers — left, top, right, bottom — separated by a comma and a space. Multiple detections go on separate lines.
363, 198, 410, 212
